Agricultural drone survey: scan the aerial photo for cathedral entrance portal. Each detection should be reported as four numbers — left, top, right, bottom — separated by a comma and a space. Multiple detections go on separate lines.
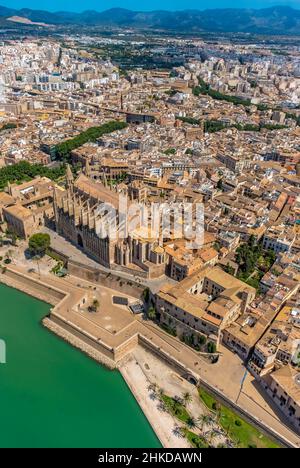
77, 233, 83, 248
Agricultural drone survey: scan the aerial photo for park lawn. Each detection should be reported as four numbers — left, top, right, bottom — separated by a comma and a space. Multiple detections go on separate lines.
185, 430, 209, 448
220, 406, 279, 448
161, 394, 190, 424
198, 387, 280, 448
198, 387, 216, 411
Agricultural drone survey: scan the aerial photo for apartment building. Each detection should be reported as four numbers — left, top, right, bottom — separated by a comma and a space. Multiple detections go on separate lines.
263, 366, 300, 433
155, 266, 255, 348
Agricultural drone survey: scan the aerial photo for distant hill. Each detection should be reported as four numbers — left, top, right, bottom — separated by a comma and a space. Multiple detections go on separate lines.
0, 5, 300, 34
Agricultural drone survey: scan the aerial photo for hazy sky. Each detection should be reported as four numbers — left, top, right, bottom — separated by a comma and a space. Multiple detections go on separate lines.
2, 0, 300, 13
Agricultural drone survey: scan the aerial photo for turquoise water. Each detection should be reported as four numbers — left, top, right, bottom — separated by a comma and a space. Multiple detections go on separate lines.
0, 283, 161, 448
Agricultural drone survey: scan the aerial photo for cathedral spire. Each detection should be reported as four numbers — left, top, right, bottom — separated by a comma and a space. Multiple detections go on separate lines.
53, 185, 59, 225
102, 172, 108, 188
85, 159, 91, 178
66, 164, 74, 191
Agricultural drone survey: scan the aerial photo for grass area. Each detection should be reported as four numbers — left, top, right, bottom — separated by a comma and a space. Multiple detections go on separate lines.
198, 387, 280, 448
161, 394, 190, 424
185, 429, 209, 448
198, 387, 217, 411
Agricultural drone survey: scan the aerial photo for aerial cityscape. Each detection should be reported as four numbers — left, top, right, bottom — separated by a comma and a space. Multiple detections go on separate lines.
0, 0, 299, 453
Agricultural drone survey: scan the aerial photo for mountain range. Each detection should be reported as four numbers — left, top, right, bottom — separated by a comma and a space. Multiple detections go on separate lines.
1, 5, 300, 34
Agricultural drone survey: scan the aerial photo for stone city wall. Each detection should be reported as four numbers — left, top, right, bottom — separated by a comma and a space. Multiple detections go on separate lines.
0, 268, 65, 306
68, 260, 145, 299
43, 317, 116, 370
138, 335, 199, 384
47, 313, 116, 367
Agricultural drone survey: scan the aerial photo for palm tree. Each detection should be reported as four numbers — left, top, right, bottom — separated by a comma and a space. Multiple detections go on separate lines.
5, 249, 13, 260
186, 416, 197, 429
149, 391, 157, 401
197, 414, 211, 431
172, 425, 184, 438
215, 401, 222, 422
208, 429, 219, 446
174, 395, 184, 405
33, 255, 41, 278
182, 391, 192, 406
147, 383, 157, 393
205, 415, 216, 433
157, 401, 167, 413
143, 288, 150, 303
92, 299, 100, 311
225, 438, 235, 448
7, 232, 17, 246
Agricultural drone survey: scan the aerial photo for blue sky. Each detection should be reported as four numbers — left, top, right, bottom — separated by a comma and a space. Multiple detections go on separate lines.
2, 0, 300, 13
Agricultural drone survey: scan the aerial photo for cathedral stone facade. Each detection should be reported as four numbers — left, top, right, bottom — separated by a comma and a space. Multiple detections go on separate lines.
54, 167, 166, 278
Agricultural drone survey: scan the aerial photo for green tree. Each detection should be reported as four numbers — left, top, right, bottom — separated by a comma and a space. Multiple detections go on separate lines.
217, 179, 223, 190
197, 414, 211, 430
143, 287, 150, 303
89, 299, 100, 313
186, 416, 197, 429
199, 335, 207, 346
147, 383, 158, 393
213, 242, 221, 252
0, 160, 65, 191
5, 249, 13, 261
148, 307, 157, 320
7, 232, 17, 246
235, 235, 261, 276
193, 77, 251, 108
55, 121, 127, 160
163, 148, 176, 155
0, 123, 17, 132
208, 429, 219, 445
28, 233, 50, 257
224, 263, 235, 276
207, 342, 217, 354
